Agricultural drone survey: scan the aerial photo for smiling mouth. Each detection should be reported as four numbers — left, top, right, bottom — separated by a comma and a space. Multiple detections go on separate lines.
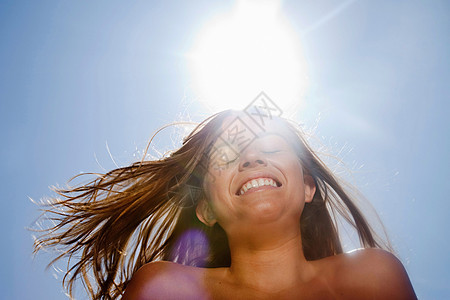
237, 177, 281, 195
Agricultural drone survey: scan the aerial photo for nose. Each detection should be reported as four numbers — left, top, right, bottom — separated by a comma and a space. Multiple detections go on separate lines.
238, 147, 267, 170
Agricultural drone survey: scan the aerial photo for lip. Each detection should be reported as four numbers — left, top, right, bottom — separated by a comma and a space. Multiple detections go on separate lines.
235, 171, 282, 196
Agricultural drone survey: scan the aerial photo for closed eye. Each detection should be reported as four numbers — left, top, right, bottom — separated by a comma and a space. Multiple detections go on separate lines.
219, 156, 239, 164
262, 150, 281, 154
213, 151, 239, 167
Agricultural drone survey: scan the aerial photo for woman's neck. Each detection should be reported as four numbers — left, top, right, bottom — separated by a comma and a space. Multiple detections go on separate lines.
225, 231, 316, 293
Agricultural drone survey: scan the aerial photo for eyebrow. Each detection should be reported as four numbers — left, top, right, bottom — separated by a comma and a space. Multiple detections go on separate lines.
211, 141, 232, 149
255, 132, 283, 139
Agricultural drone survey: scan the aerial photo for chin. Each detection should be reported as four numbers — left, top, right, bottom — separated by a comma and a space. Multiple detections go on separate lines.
246, 202, 288, 223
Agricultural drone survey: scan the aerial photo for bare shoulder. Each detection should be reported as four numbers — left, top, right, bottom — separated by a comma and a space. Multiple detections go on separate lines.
122, 261, 209, 300
331, 248, 417, 299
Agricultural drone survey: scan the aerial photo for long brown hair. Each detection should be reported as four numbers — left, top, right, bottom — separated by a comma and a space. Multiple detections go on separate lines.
33, 110, 390, 299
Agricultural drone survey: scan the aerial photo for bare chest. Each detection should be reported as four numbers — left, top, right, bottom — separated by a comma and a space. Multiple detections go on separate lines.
204, 275, 340, 300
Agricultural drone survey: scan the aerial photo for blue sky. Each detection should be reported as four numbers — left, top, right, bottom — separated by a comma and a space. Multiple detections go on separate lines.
1, 0, 449, 298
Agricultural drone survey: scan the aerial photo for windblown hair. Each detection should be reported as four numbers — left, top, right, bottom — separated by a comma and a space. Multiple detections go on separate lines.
34, 110, 390, 299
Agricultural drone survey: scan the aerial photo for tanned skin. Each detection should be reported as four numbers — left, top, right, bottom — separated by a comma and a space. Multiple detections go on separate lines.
123, 248, 416, 299
123, 116, 417, 300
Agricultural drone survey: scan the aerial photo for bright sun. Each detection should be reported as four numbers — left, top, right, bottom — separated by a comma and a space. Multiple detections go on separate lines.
188, 0, 308, 114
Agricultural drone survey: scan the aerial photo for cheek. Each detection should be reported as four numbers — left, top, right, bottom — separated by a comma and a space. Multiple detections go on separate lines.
203, 174, 230, 206
287, 163, 307, 201
203, 176, 237, 223
204, 161, 236, 194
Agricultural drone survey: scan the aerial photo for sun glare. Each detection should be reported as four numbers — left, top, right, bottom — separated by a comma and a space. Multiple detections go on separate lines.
188, 0, 308, 114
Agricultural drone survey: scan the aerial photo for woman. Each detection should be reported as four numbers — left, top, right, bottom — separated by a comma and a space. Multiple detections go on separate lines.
35, 110, 416, 299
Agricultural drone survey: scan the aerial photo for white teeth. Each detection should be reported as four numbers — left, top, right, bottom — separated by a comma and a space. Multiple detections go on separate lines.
239, 177, 278, 195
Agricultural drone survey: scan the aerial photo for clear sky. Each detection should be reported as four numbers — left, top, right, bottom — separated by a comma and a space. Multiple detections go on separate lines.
1, 0, 449, 299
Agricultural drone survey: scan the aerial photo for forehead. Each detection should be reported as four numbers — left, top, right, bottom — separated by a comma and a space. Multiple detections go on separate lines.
213, 113, 291, 149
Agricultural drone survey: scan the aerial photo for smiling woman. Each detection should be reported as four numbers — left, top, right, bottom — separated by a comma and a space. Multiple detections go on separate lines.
34, 110, 416, 299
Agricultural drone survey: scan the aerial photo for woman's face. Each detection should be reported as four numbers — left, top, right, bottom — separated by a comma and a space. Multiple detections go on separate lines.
199, 114, 315, 232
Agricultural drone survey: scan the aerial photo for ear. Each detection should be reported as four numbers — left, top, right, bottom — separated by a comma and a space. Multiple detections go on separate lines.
303, 174, 316, 203
196, 198, 217, 227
